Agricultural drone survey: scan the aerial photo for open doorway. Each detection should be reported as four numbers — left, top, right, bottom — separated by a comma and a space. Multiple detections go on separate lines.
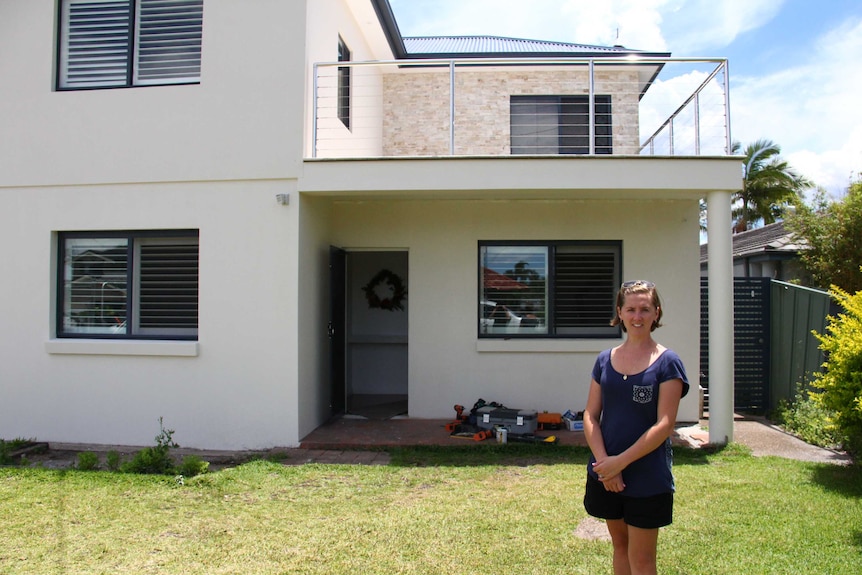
337, 250, 408, 419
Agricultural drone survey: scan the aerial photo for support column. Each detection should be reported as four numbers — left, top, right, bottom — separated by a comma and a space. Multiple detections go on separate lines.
706, 190, 734, 444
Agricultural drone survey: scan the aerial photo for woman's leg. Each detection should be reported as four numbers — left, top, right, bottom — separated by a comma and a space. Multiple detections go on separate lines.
606, 518, 631, 575
626, 525, 659, 575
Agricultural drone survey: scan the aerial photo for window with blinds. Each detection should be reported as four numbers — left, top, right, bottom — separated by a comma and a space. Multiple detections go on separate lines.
510, 95, 613, 155
58, 231, 199, 339
479, 241, 621, 338
58, 0, 203, 89
337, 36, 351, 129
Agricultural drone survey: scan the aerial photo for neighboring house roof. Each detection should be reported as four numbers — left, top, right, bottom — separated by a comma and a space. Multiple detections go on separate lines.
371, 0, 670, 99
700, 221, 805, 264
372, 0, 669, 59
402, 35, 657, 57
482, 267, 529, 291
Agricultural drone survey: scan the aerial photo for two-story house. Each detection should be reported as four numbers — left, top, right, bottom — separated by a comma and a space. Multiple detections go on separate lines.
0, 0, 741, 450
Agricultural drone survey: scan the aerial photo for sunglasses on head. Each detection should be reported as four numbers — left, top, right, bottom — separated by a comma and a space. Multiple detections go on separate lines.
621, 280, 655, 288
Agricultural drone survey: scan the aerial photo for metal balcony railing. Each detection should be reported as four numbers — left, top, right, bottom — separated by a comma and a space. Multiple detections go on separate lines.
311, 56, 730, 159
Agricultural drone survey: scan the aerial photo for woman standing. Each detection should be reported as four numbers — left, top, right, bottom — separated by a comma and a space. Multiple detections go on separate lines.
583, 280, 689, 575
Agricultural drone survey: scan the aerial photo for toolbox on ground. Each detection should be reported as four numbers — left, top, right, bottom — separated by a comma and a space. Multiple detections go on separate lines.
475, 406, 538, 434
537, 412, 563, 430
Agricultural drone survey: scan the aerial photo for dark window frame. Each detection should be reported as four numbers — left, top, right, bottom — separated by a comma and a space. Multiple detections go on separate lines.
337, 35, 351, 129
510, 95, 613, 155
56, 229, 199, 340
479, 240, 622, 339
57, 0, 204, 91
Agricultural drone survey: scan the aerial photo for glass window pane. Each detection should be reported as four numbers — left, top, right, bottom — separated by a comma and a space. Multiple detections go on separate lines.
511, 96, 559, 154
480, 246, 548, 335
337, 36, 351, 128
62, 237, 129, 334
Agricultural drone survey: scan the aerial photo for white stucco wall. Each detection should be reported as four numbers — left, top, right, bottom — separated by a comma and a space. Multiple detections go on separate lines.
0, 0, 318, 449
0, 181, 300, 449
306, 0, 389, 158
0, 1, 725, 450
0, 0, 307, 187
328, 198, 703, 423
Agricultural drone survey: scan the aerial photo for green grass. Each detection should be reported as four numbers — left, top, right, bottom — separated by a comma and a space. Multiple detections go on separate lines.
1, 445, 860, 574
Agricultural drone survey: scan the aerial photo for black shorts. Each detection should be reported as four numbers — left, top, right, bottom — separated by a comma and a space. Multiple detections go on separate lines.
583, 474, 674, 529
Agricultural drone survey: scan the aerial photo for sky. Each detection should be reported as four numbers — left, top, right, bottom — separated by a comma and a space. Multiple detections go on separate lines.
388, 0, 862, 198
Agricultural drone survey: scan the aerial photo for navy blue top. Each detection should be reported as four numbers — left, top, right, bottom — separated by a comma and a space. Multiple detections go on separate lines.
587, 348, 689, 497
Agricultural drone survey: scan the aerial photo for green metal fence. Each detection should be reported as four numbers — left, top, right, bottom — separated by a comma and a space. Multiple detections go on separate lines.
700, 279, 834, 413
769, 281, 834, 409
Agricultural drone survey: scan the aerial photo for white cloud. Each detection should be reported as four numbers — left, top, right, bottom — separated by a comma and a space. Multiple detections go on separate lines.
731, 16, 862, 195
658, 0, 784, 54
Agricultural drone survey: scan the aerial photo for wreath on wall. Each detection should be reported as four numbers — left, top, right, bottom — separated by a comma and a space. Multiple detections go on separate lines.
362, 269, 407, 311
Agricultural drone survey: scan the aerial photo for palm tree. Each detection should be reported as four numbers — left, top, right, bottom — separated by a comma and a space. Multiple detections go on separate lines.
731, 139, 811, 233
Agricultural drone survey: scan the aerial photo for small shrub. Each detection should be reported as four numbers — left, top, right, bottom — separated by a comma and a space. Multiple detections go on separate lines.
120, 447, 172, 474
810, 285, 862, 456
0, 438, 37, 466
105, 450, 121, 472
178, 455, 209, 478
773, 386, 844, 449
120, 417, 179, 475
76, 451, 100, 471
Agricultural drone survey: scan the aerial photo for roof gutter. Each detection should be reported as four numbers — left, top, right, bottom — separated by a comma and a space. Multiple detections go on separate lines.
371, 0, 407, 59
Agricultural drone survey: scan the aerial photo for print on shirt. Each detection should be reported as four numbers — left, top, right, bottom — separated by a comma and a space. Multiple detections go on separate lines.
633, 385, 653, 404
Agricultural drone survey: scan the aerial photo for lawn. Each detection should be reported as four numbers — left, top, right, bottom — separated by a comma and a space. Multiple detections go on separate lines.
1, 444, 859, 574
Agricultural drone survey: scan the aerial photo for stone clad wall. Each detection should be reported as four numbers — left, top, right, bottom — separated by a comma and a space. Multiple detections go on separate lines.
383, 67, 642, 156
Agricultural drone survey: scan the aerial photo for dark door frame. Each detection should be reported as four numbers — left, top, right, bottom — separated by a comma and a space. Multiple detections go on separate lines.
329, 246, 347, 416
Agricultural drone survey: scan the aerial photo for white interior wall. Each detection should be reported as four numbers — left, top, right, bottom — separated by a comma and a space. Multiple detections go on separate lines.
347, 251, 409, 396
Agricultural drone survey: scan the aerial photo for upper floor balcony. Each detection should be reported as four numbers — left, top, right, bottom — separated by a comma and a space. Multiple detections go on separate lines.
311, 56, 730, 160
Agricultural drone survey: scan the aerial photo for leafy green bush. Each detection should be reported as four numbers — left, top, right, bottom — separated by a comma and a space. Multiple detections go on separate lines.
178, 455, 209, 478
0, 438, 37, 466
76, 451, 100, 471
773, 386, 844, 449
120, 417, 179, 475
105, 450, 121, 472
810, 285, 862, 457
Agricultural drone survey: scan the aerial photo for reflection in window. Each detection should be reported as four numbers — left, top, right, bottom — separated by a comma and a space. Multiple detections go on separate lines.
480, 241, 621, 338
59, 231, 199, 339
510, 95, 612, 155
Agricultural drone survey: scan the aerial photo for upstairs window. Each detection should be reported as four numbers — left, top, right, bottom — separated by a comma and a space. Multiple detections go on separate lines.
57, 230, 199, 339
58, 0, 204, 90
510, 95, 612, 155
337, 36, 351, 128
479, 241, 621, 338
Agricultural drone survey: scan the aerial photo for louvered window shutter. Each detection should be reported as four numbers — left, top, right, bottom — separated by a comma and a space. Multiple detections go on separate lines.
554, 247, 618, 334
60, 0, 133, 89
59, 0, 202, 89
137, 240, 199, 332
134, 0, 204, 85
